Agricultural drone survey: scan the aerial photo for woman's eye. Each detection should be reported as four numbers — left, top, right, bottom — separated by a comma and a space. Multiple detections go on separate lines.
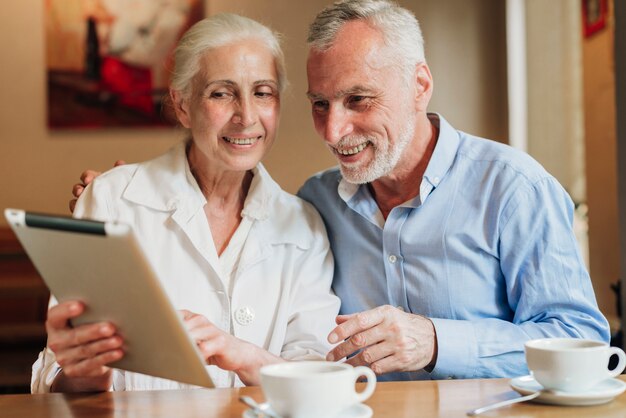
255, 88, 275, 98
210, 91, 230, 99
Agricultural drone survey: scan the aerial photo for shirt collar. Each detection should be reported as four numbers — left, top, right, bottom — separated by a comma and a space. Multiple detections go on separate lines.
337, 113, 460, 208
241, 164, 273, 221
122, 140, 273, 221
421, 113, 459, 198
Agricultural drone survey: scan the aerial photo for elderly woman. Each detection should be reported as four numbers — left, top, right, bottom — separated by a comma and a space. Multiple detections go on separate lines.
32, 13, 339, 393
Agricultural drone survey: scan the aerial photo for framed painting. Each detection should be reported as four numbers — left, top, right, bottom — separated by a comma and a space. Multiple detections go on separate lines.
45, 0, 203, 129
582, 0, 608, 38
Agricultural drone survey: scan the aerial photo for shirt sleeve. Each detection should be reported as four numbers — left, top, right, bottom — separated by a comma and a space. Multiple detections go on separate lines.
280, 205, 340, 361
31, 297, 61, 393
430, 177, 610, 379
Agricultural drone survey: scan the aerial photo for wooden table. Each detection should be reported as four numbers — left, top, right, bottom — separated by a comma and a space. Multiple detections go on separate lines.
1, 376, 624, 417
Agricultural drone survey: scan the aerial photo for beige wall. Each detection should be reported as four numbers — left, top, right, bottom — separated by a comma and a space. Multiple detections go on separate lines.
526, 0, 586, 203
0, 0, 506, 226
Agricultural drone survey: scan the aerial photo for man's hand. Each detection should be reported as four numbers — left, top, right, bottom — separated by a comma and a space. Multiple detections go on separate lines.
180, 310, 282, 385
46, 301, 124, 392
69, 160, 126, 213
325, 305, 437, 375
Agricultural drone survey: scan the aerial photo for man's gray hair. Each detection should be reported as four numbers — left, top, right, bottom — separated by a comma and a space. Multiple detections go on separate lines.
308, 0, 425, 72
171, 13, 287, 98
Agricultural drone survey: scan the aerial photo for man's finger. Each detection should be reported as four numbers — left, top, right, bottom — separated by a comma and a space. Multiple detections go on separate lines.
335, 313, 355, 325
69, 199, 77, 213
114, 160, 126, 167
368, 353, 404, 376
328, 308, 384, 344
80, 170, 100, 184
327, 325, 385, 361
72, 183, 85, 198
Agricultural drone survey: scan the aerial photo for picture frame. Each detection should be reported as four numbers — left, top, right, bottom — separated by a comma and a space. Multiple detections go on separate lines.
45, 0, 203, 129
582, 0, 608, 38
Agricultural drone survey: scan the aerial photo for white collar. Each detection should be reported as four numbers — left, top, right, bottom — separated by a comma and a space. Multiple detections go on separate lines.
122, 141, 277, 222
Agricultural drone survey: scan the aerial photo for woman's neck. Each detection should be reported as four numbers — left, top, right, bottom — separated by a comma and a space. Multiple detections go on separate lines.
187, 143, 253, 209
187, 142, 254, 256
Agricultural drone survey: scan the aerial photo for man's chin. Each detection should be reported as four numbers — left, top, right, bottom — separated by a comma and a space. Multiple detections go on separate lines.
339, 166, 376, 185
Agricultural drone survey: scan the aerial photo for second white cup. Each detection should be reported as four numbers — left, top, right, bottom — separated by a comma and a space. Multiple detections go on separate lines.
525, 338, 626, 392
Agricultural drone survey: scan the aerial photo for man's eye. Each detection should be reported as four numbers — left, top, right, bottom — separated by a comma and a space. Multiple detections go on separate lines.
313, 100, 329, 111
350, 95, 367, 104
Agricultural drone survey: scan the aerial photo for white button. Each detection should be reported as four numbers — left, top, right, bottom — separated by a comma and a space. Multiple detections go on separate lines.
234, 306, 255, 326
433, 177, 440, 184
388, 255, 397, 263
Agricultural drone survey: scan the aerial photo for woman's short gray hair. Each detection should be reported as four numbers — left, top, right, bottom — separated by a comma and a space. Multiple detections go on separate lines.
171, 13, 287, 98
307, 0, 425, 75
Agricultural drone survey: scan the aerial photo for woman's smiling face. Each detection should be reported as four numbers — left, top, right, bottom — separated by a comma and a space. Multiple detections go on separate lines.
173, 39, 280, 173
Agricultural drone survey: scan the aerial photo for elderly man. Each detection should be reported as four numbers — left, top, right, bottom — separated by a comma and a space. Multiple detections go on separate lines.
71, 0, 609, 382
297, 0, 609, 381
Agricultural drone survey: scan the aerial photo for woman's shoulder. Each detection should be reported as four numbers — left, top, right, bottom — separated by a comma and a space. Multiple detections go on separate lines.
90, 163, 140, 194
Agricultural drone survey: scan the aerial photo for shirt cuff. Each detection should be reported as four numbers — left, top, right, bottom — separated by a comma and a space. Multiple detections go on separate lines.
428, 318, 477, 380
31, 348, 62, 393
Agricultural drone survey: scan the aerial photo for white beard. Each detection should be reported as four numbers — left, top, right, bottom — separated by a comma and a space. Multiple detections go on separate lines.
338, 119, 416, 184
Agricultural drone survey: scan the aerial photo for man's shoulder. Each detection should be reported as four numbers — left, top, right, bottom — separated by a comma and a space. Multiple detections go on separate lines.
297, 166, 343, 203
456, 132, 550, 184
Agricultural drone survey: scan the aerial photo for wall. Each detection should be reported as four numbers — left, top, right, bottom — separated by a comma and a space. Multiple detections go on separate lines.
526, 0, 586, 203
0, 0, 507, 227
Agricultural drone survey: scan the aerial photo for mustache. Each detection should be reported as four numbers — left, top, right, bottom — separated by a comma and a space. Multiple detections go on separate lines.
335, 135, 374, 148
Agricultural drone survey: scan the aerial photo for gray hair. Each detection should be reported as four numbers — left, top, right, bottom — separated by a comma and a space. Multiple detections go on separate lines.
171, 13, 287, 98
307, 0, 425, 75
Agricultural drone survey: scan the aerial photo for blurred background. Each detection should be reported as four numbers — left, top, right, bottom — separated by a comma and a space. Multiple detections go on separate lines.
0, 0, 623, 393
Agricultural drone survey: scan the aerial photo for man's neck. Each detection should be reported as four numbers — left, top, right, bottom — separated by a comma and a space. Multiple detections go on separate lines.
369, 119, 439, 219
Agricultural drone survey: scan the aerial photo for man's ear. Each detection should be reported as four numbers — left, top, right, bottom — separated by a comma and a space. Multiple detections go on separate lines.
414, 63, 433, 112
170, 89, 191, 128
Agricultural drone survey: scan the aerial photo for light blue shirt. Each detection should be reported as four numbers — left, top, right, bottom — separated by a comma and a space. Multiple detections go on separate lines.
298, 114, 609, 381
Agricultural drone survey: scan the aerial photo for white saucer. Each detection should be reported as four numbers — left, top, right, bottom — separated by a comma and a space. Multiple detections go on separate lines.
332, 403, 373, 418
510, 375, 626, 406
242, 403, 373, 418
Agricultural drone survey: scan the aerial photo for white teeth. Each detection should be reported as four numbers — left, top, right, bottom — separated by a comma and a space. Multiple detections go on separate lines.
223, 136, 260, 145
337, 142, 368, 155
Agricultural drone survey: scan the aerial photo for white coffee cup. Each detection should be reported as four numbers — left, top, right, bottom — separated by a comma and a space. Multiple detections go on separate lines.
525, 338, 626, 392
259, 361, 376, 418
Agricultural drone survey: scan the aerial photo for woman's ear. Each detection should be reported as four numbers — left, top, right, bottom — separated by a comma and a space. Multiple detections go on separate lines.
170, 89, 191, 128
414, 63, 433, 112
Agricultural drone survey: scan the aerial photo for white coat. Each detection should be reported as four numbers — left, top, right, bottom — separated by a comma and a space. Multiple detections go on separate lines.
31, 141, 339, 391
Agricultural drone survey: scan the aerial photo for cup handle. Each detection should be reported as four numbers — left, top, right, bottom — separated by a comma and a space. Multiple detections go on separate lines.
353, 366, 377, 403
608, 347, 626, 378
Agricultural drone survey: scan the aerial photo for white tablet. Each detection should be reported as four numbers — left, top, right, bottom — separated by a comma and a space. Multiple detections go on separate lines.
5, 208, 214, 388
